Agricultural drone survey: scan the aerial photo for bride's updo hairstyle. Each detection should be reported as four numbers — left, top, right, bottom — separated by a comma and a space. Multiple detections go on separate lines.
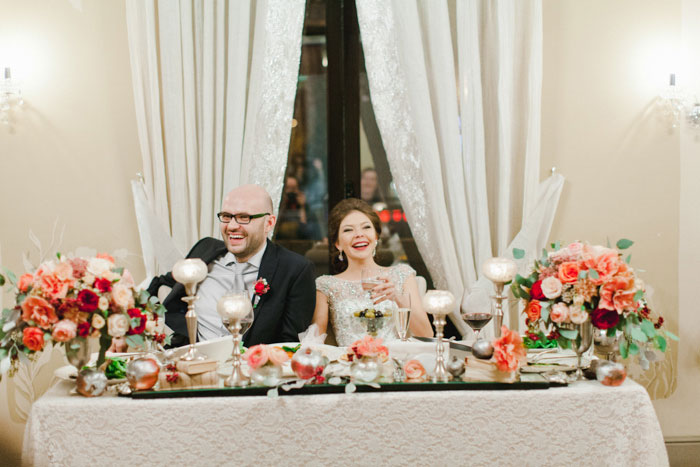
328, 198, 382, 273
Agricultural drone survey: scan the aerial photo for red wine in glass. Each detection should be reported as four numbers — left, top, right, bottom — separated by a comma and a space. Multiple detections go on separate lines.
463, 312, 492, 341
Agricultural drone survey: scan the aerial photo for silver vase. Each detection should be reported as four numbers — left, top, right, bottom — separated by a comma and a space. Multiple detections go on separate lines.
593, 328, 621, 361
560, 321, 593, 381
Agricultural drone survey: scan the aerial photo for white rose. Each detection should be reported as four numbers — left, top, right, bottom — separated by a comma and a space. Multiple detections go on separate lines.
111, 284, 134, 310
550, 303, 569, 323
87, 258, 112, 278
98, 296, 109, 311
83, 273, 95, 286
145, 319, 156, 334
541, 277, 563, 299
92, 313, 106, 330
569, 306, 588, 324
107, 313, 130, 337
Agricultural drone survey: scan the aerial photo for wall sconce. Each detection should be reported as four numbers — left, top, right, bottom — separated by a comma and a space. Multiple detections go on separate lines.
658, 73, 688, 129
0, 67, 23, 125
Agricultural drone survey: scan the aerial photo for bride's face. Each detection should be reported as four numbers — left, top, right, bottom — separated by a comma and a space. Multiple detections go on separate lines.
336, 210, 377, 262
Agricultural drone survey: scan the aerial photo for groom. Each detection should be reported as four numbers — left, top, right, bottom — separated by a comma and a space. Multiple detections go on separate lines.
147, 184, 316, 347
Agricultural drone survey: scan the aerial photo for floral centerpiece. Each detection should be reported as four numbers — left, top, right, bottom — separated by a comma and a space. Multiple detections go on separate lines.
245, 344, 290, 386
0, 253, 167, 378
342, 335, 389, 362
510, 240, 677, 362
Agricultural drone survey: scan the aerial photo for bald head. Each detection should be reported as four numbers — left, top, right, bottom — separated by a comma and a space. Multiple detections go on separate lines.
223, 184, 273, 213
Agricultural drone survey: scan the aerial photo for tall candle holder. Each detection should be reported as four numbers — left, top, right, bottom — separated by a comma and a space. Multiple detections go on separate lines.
422, 290, 456, 383
481, 257, 518, 338
217, 292, 254, 387
171, 258, 209, 361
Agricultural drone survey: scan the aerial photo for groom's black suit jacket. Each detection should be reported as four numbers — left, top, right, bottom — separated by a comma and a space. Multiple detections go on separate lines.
147, 238, 316, 347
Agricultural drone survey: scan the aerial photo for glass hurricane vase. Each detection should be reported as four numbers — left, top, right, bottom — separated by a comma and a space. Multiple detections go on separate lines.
350, 355, 381, 383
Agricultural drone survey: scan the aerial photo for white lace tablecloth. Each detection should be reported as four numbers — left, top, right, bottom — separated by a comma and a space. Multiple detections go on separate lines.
22, 379, 667, 466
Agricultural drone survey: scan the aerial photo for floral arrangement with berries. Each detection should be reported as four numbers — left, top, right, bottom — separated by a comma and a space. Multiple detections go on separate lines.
0, 253, 168, 378
342, 335, 389, 362
510, 240, 677, 363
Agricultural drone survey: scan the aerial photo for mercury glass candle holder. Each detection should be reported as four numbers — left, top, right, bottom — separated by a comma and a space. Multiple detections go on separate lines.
422, 290, 455, 383
217, 292, 254, 387
482, 257, 518, 338
172, 258, 208, 361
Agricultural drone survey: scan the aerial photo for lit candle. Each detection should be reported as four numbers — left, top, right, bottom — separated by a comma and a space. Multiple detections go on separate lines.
422, 290, 456, 316
217, 293, 252, 322
482, 257, 518, 283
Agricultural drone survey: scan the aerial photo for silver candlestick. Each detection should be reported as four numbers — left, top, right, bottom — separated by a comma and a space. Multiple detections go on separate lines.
482, 257, 518, 338
172, 258, 208, 361
422, 290, 456, 383
217, 292, 254, 387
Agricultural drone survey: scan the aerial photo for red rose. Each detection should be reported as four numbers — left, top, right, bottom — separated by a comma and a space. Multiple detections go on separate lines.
94, 278, 112, 293
78, 289, 100, 312
530, 280, 546, 300
22, 327, 45, 352
127, 308, 147, 335
77, 321, 91, 337
590, 308, 620, 330
254, 278, 270, 296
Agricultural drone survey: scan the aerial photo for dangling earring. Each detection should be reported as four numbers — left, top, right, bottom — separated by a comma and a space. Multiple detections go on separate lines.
338, 250, 344, 261
372, 242, 377, 257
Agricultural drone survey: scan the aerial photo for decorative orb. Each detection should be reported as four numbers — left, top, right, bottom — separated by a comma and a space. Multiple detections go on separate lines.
482, 257, 518, 283
596, 361, 627, 387
126, 357, 160, 391
447, 356, 466, 378
172, 259, 208, 285
291, 347, 329, 380
422, 290, 456, 316
250, 365, 281, 386
350, 356, 381, 383
472, 340, 494, 359
217, 293, 253, 322
76, 369, 108, 397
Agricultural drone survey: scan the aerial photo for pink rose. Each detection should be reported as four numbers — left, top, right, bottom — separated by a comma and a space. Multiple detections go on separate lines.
350, 336, 389, 359
599, 276, 634, 310
613, 290, 636, 314
558, 262, 581, 284
268, 346, 290, 366
52, 319, 78, 342
403, 360, 426, 380
566, 242, 584, 257
21, 296, 58, 329
18, 274, 34, 293
550, 303, 569, 323
22, 327, 45, 352
53, 261, 74, 282
111, 284, 134, 310
590, 251, 621, 285
569, 306, 588, 324
40, 274, 72, 300
118, 269, 135, 289
246, 344, 270, 370
69, 258, 88, 278
540, 277, 562, 299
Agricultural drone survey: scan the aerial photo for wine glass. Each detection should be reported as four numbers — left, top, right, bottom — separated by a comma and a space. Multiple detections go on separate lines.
394, 293, 411, 341
461, 295, 492, 343
361, 267, 383, 296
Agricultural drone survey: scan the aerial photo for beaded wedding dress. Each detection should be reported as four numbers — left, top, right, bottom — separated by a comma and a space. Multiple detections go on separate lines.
315, 264, 415, 346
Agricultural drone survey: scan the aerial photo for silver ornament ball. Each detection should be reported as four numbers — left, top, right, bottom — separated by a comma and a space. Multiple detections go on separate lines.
76, 369, 108, 397
472, 340, 494, 359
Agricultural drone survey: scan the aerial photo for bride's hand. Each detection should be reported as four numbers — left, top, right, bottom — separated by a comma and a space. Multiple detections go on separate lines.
369, 277, 405, 307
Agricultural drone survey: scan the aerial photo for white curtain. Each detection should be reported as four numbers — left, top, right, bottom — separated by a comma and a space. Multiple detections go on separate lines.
125, 0, 305, 265
357, 0, 562, 335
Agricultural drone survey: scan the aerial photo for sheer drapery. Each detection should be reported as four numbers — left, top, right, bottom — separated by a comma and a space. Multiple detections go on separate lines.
357, 0, 561, 335
125, 0, 305, 268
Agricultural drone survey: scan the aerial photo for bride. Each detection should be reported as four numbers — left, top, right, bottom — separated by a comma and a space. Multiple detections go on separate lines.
312, 198, 433, 346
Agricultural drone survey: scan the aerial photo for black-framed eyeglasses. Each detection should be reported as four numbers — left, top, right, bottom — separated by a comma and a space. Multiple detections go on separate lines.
217, 212, 270, 225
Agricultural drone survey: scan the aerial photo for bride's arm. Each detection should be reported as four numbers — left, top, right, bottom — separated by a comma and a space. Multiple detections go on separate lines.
404, 275, 434, 338
311, 291, 329, 336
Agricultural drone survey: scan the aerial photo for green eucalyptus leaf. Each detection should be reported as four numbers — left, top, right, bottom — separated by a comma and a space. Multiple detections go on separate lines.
633, 290, 644, 303
665, 330, 679, 341
578, 270, 588, 280
558, 329, 578, 340
149, 296, 159, 305
628, 341, 640, 355
137, 290, 149, 305
1, 268, 17, 286
553, 241, 561, 251
630, 326, 648, 343
616, 238, 634, 250
0, 274, 5, 287
654, 335, 667, 352
125, 334, 144, 348
588, 269, 600, 281
112, 267, 124, 275
620, 339, 629, 359
640, 319, 657, 338
606, 328, 617, 338
513, 248, 525, 259
625, 254, 632, 264
515, 274, 527, 285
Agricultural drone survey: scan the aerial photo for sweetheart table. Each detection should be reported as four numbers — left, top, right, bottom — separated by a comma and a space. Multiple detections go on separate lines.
22, 378, 667, 466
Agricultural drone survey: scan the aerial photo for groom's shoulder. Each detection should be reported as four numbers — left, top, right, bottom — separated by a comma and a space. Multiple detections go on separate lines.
187, 237, 225, 257
269, 241, 313, 270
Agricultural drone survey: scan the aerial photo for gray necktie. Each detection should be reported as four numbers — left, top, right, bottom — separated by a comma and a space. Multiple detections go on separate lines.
228, 261, 246, 294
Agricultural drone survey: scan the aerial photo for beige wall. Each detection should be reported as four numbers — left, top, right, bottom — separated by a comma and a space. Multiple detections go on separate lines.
543, 0, 700, 440
0, 0, 142, 464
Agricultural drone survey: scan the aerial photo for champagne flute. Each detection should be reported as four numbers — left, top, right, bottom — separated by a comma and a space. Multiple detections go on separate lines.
394, 293, 411, 341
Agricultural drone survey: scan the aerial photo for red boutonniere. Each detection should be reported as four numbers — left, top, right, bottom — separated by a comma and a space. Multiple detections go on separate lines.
253, 278, 270, 308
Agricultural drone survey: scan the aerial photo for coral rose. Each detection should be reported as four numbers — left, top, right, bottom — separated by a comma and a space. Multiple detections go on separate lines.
590, 308, 620, 330
569, 306, 589, 324
530, 281, 546, 300
525, 300, 542, 322
612, 290, 636, 314
21, 296, 58, 329
590, 251, 621, 285
40, 274, 71, 300
52, 319, 78, 342
96, 253, 115, 263
246, 344, 269, 369
18, 274, 34, 293
558, 262, 581, 284
23, 327, 45, 351
351, 336, 389, 359
107, 313, 130, 337
492, 326, 527, 372
550, 303, 569, 324
541, 277, 563, 299
268, 346, 290, 366
53, 261, 74, 282
404, 360, 426, 380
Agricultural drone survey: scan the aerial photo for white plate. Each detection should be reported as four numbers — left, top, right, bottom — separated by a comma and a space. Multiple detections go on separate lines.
272, 342, 345, 362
